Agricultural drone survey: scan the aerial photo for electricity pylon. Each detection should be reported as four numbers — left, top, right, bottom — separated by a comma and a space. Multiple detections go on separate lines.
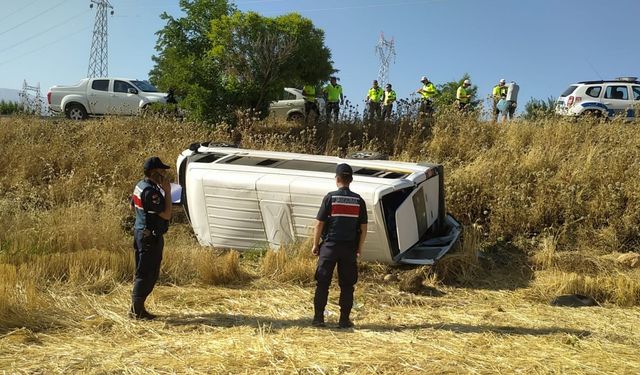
87, 0, 114, 78
375, 32, 396, 86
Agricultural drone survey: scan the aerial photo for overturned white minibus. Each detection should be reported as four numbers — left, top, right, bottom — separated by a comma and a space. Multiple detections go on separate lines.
175, 143, 461, 265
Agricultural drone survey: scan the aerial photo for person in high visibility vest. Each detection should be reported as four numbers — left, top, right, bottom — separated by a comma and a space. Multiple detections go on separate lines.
302, 84, 319, 124
323, 76, 344, 123
382, 83, 397, 120
365, 80, 384, 121
492, 79, 508, 121
456, 79, 472, 111
416, 76, 437, 117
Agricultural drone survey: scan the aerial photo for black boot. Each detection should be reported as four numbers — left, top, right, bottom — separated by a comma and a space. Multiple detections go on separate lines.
312, 311, 325, 327
129, 299, 156, 320
338, 310, 353, 329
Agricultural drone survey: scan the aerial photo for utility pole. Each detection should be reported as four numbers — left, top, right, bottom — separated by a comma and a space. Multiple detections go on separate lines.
375, 32, 396, 86
87, 0, 114, 78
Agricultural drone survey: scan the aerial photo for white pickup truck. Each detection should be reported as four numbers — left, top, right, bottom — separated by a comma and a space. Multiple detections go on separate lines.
47, 77, 168, 120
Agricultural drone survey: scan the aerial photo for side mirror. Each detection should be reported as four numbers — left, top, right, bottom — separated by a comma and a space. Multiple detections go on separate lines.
128, 88, 138, 95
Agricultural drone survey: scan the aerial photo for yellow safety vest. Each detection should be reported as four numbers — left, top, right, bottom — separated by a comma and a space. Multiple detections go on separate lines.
303, 85, 316, 102
457, 86, 470, 103
368, 87, 384, 102
384, 90, 397, 105
420, 83, 436, 100
492, 85, 507, 101
324, 84, 343, 103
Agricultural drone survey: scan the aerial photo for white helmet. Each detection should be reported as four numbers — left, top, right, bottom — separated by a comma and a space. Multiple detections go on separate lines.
499, 78, 506, 84
420, 76, 428, 82
463, 79, 471, 85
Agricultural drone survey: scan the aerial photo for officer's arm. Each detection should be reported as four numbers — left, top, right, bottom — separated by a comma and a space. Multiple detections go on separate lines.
157, 182, 172, 220
312, 220, 325, 255
357, 224, 367, 256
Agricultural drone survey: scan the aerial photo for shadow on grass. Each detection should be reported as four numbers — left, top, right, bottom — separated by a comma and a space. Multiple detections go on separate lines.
163, 312, 590, 337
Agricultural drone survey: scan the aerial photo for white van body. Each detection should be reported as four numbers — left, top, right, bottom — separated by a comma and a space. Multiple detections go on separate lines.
176, 144, 461, 265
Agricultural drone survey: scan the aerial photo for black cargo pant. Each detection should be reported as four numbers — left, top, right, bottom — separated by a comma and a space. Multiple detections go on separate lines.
132, 229, 164, 309
382, 104, 393, 120
368, 101, 382, 121
313, 241, 358, 320
326, 102, 340, 123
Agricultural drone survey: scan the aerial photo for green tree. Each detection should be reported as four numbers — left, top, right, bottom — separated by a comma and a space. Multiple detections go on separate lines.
0, 100, 26, 115
150, 1, 334, 123
522, 97, 558, 120
150, 0, 236, 123
209, 11, 334, 116
433, 73, 479, 109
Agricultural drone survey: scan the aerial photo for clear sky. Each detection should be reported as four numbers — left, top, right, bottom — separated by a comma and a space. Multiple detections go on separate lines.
1, 0, 638, 109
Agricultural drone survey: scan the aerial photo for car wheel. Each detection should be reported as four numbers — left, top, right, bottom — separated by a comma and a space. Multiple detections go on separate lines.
346, 150, 388, 160
287, 112, 304, 122
580, 110, 603, 120
140, 105, 150, 117
65, 103, 88, 120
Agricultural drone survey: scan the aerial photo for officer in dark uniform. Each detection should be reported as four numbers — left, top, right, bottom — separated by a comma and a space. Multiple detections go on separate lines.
312, 163, 368, 328
129, 156, 172, 320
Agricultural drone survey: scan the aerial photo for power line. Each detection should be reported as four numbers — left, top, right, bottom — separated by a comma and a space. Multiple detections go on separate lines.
0, 0, 67, 37
0, 26, 91, 67
0, 0, 40, 24
0, 10, 90, 56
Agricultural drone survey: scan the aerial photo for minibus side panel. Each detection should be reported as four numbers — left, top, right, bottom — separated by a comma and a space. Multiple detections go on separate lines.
256, 174, 296, 249
201, 170, 267, 249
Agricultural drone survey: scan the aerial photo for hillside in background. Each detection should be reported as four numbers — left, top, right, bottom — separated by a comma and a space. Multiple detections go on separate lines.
0, 88, 20, 103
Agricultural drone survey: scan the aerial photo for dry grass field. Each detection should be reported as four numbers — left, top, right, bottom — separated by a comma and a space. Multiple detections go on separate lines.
1, 113, 640, 374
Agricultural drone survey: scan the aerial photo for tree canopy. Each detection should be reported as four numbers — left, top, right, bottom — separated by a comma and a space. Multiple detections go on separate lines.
150, 0, 334, 123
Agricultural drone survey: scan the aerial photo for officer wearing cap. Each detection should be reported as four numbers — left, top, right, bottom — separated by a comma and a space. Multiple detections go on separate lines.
129, 156, 172, 320
311, 163, 368, 328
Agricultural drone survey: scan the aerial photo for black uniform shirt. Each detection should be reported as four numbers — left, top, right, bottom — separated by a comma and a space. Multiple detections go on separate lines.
316, 187, 367, 243
133, 179, 168, 234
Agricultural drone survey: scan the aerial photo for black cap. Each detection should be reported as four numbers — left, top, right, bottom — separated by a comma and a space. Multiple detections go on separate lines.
336, 163, 353, 177
143, 156, 171, 171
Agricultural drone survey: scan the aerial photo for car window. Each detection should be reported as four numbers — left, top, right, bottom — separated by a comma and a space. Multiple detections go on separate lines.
130, 80, 158, 92
585, 86, 601, 98
279, 90, 298, 101
560, 85, 578, 97
633, 86, 640, 101
91, 79, 109, 91
114, 80, 136, 93
604, 86, 629, 100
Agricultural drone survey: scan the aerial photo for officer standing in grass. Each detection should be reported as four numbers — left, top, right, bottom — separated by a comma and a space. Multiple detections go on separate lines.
417, 76, 437, 117
323, 76, 344, 123
456, 79, 472, 111
129, 157, 172, 320
302, 83, 319, 124
492, 79, 507, 121
382, 83, 397, 120
311, 163, 368, 328
365, 80, 384, 121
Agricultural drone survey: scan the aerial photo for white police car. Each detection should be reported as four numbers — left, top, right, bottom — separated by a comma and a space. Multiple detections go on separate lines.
555, 77, 640, 119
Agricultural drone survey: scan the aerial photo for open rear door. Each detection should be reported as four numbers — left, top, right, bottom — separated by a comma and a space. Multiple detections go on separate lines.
394, 183, 462, 265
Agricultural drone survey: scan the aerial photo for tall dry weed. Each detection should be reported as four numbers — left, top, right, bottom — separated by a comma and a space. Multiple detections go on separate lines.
262, 240, 316, 284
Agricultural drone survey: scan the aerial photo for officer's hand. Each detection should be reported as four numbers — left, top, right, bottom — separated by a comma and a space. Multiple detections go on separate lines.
312, 244, 320, 256
356, 248, 361, 257
161, 180, 171, 194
